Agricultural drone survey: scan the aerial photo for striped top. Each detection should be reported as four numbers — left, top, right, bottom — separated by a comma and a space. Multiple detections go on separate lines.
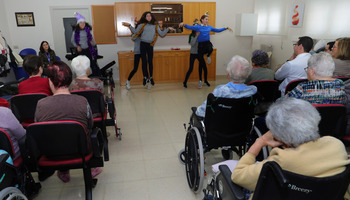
287, 79, 345, 104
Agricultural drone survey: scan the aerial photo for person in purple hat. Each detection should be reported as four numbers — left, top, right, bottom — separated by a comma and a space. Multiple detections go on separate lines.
71, 12, 101, 77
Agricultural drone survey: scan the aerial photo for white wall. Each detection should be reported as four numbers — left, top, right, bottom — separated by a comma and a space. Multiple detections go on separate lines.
2, 0, 255, 81
252, 0, 350, 69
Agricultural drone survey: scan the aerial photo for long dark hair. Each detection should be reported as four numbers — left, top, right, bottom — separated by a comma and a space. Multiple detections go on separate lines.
188, 30, 197, 44
39, 41, 52, 53
136, 11, 156, 26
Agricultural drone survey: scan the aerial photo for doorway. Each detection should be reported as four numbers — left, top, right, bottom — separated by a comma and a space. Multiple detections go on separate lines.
50, 7, 90, 63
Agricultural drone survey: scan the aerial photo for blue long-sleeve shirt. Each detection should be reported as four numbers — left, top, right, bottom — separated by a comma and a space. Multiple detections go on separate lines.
184, 24, 226, 42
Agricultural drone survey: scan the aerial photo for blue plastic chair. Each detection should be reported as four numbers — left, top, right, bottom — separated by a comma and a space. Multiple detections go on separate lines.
19, 48, 37, 57
56, 56, 61, 61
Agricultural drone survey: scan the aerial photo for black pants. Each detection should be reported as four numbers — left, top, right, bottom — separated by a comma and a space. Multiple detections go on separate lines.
140, 42, 154, 78
127, 54, 141, 81
79, 48, 101, 77
184, 54, 204, 83
198, 41, 213, 57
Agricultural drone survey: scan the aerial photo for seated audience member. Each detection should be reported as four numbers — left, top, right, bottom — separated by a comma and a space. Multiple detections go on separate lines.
230, 98, 350, 199
332, 37, 350, 77
69, 55, 103, 92
18, 55, 52, 96
275, 36, 313, 95
287, 52, 345, 104
0, 107, 26, 160
310, 39, 327, 54
195, 55, 257, 118
35, 60, 101, 182
38, 41, 57, 70
245, 50, 274, 84
325, 41, 335, 55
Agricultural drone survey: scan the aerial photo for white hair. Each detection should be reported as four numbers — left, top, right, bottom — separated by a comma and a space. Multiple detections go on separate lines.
71, 55, 90, 77
308, 52, 335, 77
266, 98, 320, 147
226, 55, 252, 83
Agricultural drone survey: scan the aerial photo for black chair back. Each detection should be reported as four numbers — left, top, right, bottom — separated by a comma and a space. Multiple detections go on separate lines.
252, 161, 350, 200
248, 80, 280, 116
26, 121, 90, 159
314, 104, 347, 139
70, 89, 105, 117
10, 93, 48, 125
204, 93, 255, 149
284, 79, 307, 95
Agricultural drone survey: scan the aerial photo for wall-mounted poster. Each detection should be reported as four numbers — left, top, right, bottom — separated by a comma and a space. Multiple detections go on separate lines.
288, 3, 304, 27
15, 12, 35, 26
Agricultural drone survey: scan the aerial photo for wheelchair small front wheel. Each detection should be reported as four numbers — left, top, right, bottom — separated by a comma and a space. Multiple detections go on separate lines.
178, 148, 186, 165
221, 149, 233, 160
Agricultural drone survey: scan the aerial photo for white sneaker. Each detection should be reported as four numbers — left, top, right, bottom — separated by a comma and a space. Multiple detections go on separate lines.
198, 80, 202, 88
147, 80, 151, 90
207, 56, 211, 64
126, 80, 131, 90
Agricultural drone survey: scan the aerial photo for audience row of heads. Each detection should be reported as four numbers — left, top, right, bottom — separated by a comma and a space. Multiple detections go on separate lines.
307, 37, 350, 60
23, 55, 91, 88
227, 52, 336, 84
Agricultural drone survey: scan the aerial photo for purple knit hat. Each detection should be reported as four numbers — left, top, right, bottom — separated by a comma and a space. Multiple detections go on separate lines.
75, 12, 85, 24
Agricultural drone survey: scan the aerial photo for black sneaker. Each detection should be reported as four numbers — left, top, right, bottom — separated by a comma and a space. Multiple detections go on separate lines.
150, 77, 155, 86
183, 82, 187, 88
204, 81, 210, 87
143, 77, 147, 86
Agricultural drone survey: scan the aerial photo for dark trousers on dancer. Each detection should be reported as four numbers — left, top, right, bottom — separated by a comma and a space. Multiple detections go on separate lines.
198, 41, 213, 57
127, 54, 141, 81
197, 41, 213, 82
140, 41, 154, 79
79, 48, 101, 77
184, 54, 201, 84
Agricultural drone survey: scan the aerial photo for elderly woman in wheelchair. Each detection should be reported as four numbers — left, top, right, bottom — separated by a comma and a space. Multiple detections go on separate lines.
209, 98, 350, 200
180, 55, 257, 193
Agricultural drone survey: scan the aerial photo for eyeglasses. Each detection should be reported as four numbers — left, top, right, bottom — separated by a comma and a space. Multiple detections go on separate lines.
293, 43, 298, 47
304, 67, 309, 72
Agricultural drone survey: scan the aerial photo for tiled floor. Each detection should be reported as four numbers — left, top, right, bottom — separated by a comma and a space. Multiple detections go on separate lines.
33, 76, 238, 200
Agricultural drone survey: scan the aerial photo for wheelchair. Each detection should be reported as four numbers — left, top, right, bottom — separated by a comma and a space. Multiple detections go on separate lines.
206, 161, 350, 200
179, 93, 256, 193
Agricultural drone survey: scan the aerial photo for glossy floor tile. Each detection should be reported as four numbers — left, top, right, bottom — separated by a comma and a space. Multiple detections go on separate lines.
33, 76, 233, 200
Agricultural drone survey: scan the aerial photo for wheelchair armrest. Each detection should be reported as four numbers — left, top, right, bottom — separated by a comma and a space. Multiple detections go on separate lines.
218, 165, 245, 200
90, 127, 103, 157
264, 161, 289, 188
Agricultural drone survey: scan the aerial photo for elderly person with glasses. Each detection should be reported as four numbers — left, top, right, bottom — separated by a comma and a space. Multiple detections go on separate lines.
230, 98, 350, 199
286, 52, 345, 104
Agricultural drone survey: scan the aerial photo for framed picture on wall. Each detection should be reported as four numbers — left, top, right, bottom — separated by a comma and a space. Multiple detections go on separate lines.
288, 3, 304, 27
15, 12, 35, 26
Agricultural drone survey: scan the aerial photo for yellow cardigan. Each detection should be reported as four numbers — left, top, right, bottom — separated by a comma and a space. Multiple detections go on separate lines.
231, 136, 350, 199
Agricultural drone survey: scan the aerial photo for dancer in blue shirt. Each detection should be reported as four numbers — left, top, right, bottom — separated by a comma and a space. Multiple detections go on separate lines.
180, 15, 232, 87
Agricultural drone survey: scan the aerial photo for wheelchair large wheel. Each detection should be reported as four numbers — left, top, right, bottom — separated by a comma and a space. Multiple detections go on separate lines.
185, 127, 204, 193
0, 187, 28, 200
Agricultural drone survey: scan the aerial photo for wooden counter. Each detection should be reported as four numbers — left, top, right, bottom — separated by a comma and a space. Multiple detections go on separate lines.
118, 49, 216, 85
